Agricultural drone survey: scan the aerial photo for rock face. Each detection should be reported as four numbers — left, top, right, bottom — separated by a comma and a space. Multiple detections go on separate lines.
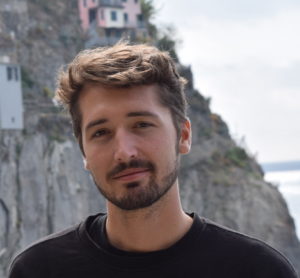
0, 1, 299, 277
1, 76, 300, 277
0, 120, 105, 277
180, 67, 300, 271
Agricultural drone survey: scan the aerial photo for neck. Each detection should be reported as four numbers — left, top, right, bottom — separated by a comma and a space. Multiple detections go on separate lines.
105, 184, 193, 252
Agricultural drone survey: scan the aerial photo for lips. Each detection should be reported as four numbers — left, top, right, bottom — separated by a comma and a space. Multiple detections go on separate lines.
112, 168, 150, 182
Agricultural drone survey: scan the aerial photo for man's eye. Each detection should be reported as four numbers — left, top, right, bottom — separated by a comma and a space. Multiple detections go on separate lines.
135, 122, 153, 128
92, 129, 109, 138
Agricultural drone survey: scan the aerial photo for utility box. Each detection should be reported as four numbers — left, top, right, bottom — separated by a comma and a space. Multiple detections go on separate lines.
0, 63, 23, 129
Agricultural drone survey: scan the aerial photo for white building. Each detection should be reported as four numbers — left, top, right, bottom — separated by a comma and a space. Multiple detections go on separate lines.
0, 63, 23, 129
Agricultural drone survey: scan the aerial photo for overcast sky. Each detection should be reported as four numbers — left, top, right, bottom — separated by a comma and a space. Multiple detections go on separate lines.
152, 0, 300, 163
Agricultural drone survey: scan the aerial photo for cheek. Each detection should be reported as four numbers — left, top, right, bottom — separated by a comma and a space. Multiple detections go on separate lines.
148, 137, 167, 154
85, 148, 110, 174
151, 136, 177, 160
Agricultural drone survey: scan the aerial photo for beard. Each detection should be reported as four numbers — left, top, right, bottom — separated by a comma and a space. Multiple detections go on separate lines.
91, 158, 179, 210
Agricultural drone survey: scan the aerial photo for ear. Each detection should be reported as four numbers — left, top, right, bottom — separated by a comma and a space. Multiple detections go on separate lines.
83, 158, 90, 171
178, 119, 192, 154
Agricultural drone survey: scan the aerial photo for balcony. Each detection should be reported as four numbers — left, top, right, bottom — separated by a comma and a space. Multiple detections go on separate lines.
99, 0, 123, 8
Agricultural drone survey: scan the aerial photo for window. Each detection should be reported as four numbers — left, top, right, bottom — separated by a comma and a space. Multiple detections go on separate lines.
7, 67, 12, 81
122, 0, 127, 2
135, 0, 138, 3
111, 11, 117, 21
6, 66, 19, 81
136, 14, 143, 27
124, 12, 128, 22
137, 14, 143, 22
89, 8, 97, 23
83, 0, 87, 7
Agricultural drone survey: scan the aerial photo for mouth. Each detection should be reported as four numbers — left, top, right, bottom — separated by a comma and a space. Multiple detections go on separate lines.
112, 168, 150, 182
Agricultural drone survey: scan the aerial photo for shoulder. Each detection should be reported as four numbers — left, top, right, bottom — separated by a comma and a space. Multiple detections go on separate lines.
200, 216, 298, 277
9, 225, 79, 277
9, 213, 103, 278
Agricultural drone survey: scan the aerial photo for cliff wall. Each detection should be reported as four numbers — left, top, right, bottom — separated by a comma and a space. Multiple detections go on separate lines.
0, 0, 299, 276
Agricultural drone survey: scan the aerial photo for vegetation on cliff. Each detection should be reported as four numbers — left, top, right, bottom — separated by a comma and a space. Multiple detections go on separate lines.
0, 0, 299, 276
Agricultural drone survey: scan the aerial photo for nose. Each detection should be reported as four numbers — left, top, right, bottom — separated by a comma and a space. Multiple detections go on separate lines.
113, 129, 138, 162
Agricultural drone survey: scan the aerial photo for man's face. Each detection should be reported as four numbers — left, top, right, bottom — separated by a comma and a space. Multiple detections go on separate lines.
80, 84, 191, 210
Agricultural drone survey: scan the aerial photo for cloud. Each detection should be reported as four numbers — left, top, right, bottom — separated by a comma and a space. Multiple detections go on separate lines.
153, 1, 300, 162
154, 0, 300, 22
175, 9, 300, 66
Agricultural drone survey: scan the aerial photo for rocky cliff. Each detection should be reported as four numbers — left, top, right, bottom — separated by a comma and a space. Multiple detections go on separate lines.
0, 0, 299, 277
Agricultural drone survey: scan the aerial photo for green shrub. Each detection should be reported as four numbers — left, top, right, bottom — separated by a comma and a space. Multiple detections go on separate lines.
225, 147, 249, 168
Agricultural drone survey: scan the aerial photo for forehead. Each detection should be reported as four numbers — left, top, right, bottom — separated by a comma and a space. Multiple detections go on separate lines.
78, 84, 170, 125
79, 84, 163, 111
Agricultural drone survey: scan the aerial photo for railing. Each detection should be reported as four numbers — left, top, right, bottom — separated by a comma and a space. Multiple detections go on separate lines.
99, 0, 123, 8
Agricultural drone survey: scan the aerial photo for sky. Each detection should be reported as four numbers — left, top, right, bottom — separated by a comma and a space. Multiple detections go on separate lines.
152, 0, 300, 163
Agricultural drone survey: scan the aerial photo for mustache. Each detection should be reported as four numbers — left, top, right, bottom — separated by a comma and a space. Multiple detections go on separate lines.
107, 159, 155, 180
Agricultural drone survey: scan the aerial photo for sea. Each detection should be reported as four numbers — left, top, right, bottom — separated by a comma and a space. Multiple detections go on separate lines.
264, 169, 300, 240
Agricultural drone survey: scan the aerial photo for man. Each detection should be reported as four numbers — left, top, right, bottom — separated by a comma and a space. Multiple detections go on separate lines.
9, 43, 298, 277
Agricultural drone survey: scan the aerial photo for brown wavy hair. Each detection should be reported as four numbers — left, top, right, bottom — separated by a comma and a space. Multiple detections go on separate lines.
55, 42, 187, 154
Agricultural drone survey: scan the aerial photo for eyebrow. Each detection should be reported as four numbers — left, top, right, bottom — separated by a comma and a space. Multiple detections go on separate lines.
126, 111, 159, 118
85, 118, 108, 132
85, 111, 159, 132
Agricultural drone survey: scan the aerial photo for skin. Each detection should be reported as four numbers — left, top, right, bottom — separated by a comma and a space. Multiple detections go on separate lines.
80, 84, 193, 252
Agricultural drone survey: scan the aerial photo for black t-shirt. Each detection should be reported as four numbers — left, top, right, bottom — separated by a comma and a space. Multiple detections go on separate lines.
9, 213, 298, 278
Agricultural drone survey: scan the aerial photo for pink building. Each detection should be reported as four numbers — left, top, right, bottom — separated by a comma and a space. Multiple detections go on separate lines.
78, 0, 144, 31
